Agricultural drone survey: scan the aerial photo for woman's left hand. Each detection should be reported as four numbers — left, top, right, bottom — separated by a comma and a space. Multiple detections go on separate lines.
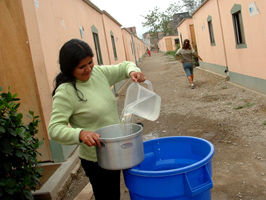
129, 71, 146, 83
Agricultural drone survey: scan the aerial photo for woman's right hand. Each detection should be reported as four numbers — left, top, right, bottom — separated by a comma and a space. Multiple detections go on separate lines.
79, 130, 101, 147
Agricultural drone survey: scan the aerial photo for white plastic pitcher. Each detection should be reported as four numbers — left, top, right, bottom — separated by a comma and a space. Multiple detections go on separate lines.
123, 80, 161, 121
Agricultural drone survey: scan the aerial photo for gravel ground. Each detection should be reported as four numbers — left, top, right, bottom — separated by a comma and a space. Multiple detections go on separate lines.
62, 52, 266, 200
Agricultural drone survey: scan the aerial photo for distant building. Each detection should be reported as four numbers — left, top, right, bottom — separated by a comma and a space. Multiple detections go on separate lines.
178, 0, 266, 95
142, 12, 191, 50
125, 26, 137, 35
174, 12, 191, 23
142, 32, 151, 48
143, 31, 164, 50
171, 12, 191, 35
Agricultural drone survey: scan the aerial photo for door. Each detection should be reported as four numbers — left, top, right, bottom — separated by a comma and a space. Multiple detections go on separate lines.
189, 24, 197, 51
165, 38, 173, 51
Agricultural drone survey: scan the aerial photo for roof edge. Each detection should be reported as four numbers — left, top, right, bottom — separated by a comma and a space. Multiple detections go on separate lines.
192, 0, 210, 16
122, 28, 143, 42
177, 16, 192, 27
82, 0, 103, 14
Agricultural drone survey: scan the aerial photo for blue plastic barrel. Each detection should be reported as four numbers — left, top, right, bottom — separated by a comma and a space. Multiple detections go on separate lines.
123, 136, 215, 200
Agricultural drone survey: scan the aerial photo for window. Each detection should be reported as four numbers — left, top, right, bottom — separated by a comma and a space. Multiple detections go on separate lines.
92, 32, 103, 65
91, 26, 103, 65
231, 4, 247, 48
79, 26, 85, 39
110, 32, 118, 60
207, 16, 215, 46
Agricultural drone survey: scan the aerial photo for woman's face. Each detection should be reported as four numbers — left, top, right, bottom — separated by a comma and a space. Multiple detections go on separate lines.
73, 56, 94, 82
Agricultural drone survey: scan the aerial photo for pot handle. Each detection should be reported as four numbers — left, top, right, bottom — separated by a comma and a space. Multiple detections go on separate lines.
121, 142, 133, 149
100, 141, 105, 147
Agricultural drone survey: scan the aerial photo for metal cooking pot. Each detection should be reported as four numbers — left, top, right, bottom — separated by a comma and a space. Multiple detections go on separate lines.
95, 123, 144, 170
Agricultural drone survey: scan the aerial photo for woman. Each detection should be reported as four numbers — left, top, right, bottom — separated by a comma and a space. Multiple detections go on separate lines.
176, 39, 202, 89
48, 39, 145, 200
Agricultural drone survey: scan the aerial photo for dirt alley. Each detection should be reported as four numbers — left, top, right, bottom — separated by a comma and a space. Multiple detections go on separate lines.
62, 52, 266, 200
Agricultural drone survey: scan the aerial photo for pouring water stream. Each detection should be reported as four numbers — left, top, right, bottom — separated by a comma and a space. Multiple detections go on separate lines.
119, 80, 161, 136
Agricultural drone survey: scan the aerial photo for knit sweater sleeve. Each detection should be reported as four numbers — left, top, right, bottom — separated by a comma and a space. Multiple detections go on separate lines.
48, 85, 82, 145
98, 61, 141, 86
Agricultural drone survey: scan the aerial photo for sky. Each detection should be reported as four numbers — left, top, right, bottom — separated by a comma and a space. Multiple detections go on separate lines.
90, 0, 179, 38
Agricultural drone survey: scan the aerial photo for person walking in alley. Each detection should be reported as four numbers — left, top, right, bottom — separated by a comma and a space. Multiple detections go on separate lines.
176, 39, 202, 89
48, 39, 146, 200
146, 48, 151, 56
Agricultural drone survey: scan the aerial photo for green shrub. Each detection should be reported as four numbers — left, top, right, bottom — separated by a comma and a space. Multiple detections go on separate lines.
165, 50, 177, 59
234, 102, 254, 110
0, 87, 42, 200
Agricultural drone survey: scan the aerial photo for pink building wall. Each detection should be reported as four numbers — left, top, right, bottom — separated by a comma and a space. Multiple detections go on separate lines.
217, 0, 266, 79
157, 38, 165, 51
176, 0, 266, 94
193, 0, 266, 80
24, 0, 111, 92
177, 18, 194, 46
179, 0, 266, 95
135, 36, 146, 62
122, 29, 137, 63
102, 11, 127, 64
192, 0, 227, 67
1, 0, 52, 161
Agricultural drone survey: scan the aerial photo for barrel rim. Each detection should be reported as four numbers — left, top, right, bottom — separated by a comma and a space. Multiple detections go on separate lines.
124, 136, 215, 177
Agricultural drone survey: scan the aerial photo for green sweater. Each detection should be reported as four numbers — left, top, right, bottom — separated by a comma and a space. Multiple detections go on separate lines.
48, 61, 140, 161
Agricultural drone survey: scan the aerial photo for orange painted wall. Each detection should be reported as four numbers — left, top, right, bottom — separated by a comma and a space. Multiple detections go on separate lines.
178, 18, 194, 46
135, 36, 146, 62
217, 0, 266, 79
122, 29, 136, 62
1, 0, 52, 161
102, 12, 126, 64
24, 0, 110, 92
193, 0, 266, 79
192, 0, 227, 67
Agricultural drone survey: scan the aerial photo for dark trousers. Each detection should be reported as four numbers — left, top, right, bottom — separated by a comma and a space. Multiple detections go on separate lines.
80, 158, 121, 200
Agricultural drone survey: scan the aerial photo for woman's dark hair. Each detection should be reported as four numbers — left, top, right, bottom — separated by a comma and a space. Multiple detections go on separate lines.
182, 39, 191, 50
52, 39, 94, 101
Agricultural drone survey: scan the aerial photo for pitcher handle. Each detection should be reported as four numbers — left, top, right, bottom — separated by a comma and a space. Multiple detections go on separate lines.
144, 80, 153, 91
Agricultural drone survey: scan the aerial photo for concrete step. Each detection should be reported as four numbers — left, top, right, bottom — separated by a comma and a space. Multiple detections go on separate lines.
33, 148, 80, 200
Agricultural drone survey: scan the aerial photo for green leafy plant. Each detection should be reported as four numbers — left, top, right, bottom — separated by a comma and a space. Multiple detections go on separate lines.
234, 102, 254, 110
0, 87, 42, 200
263, 121, 266, 126
165, 50, 176, 59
